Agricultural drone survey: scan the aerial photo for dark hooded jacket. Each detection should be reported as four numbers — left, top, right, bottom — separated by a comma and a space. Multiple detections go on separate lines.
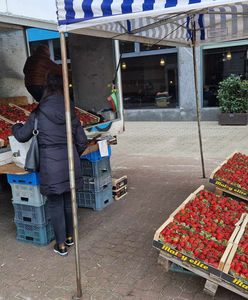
12, 94, 87, 196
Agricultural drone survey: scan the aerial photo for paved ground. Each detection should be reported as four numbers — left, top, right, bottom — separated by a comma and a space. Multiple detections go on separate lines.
0, 121, 247, 300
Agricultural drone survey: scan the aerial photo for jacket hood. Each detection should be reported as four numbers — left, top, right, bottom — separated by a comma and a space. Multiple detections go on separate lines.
39, 95, 77, 125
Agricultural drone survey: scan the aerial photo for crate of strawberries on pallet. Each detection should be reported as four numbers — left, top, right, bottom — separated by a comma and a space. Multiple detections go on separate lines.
210, 152, 248, 200
153, 185, 248, 295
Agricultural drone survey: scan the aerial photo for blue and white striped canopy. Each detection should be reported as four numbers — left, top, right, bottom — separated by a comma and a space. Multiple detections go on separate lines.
56, 0, 248, 45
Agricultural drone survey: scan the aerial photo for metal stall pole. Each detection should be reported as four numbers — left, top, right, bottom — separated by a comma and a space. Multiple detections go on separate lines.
191, 18, 206, 179
114, 40, 125, 131
60, 32, 82, 300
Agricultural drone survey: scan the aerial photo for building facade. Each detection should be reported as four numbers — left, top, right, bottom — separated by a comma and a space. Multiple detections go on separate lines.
27, 28, 248, 121
120, 40, 248, 121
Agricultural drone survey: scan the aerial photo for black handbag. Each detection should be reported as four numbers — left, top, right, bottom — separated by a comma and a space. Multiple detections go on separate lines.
25, 117, 40, 172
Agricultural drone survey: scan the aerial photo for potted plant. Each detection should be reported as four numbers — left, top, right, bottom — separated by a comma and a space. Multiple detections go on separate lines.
217, 75, 248, 125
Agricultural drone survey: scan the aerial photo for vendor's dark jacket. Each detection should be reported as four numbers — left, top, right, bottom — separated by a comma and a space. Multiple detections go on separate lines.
12, 94, 87, 196
23, 53, 62, 87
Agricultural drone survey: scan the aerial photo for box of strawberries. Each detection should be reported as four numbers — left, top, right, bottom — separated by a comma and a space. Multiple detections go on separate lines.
210, 152, 248, 199
153, 186, 248, 293
221, 214, 248, 292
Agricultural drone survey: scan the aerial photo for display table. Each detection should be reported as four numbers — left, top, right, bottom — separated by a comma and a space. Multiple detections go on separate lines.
0, 163, 26, 175
0, 142, 112, 175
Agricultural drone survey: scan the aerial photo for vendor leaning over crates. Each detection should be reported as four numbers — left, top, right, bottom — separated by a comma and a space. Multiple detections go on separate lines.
12, 72, 87, 256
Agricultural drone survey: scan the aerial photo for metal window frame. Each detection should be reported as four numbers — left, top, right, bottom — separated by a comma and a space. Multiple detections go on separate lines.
122, 46, 178, 58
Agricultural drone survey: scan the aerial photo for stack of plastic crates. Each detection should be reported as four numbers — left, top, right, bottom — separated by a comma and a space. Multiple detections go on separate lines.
78, 145, 113, 210
7, 172, 55, 246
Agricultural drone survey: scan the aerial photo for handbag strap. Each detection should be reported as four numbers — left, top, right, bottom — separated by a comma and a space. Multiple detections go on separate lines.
33, 117, 39, 136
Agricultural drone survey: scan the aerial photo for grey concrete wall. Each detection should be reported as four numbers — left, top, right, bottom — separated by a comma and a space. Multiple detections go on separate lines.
0, 29, 30, 99
178, 47, 197, 115
124, 107, 219, 121
69, 34, 115, 113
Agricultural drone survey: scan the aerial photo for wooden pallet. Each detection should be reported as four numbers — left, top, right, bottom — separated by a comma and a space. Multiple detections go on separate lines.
113, 185, 127, 200
112, 176, 127, 191
159, 250, 248, 298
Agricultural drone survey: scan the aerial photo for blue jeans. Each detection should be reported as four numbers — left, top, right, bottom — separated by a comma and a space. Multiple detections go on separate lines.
47, 192, 73, 244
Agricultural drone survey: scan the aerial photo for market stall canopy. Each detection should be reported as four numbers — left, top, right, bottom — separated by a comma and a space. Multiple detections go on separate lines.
56, 0, 248, 46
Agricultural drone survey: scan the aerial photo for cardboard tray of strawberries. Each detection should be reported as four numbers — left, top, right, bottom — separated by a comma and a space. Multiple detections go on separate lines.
153, 185, 248, 295
209, 152, 248, 200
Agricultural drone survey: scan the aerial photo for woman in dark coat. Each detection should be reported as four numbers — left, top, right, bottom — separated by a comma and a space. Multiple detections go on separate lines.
12, 73, 87, 256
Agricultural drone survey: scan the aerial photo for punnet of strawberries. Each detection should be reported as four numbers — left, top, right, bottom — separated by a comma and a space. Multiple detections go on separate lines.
214, 153, 248, 191
159, 189, 248, 268
230, 228, 248, 281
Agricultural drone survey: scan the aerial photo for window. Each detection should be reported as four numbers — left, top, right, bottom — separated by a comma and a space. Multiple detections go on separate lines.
119, 41, 135, 53
121, 53, 178, 109
203, 44, 248, 107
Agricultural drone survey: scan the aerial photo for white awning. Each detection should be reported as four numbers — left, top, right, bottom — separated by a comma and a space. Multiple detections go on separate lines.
56, 0, 248, 46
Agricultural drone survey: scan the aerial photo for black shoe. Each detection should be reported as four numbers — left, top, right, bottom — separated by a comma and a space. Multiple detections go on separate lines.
53, 244, 68, 256
65, 237, 74, 247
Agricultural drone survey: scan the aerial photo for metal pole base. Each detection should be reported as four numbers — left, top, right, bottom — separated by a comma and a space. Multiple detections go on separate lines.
72, 295, 82, 300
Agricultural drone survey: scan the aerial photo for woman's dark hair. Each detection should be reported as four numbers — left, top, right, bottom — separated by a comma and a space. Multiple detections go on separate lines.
43, 72, 63, 98
34, 44, 50, 57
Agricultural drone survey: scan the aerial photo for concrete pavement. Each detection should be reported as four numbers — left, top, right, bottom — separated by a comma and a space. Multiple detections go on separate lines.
0, 121, 247, 300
